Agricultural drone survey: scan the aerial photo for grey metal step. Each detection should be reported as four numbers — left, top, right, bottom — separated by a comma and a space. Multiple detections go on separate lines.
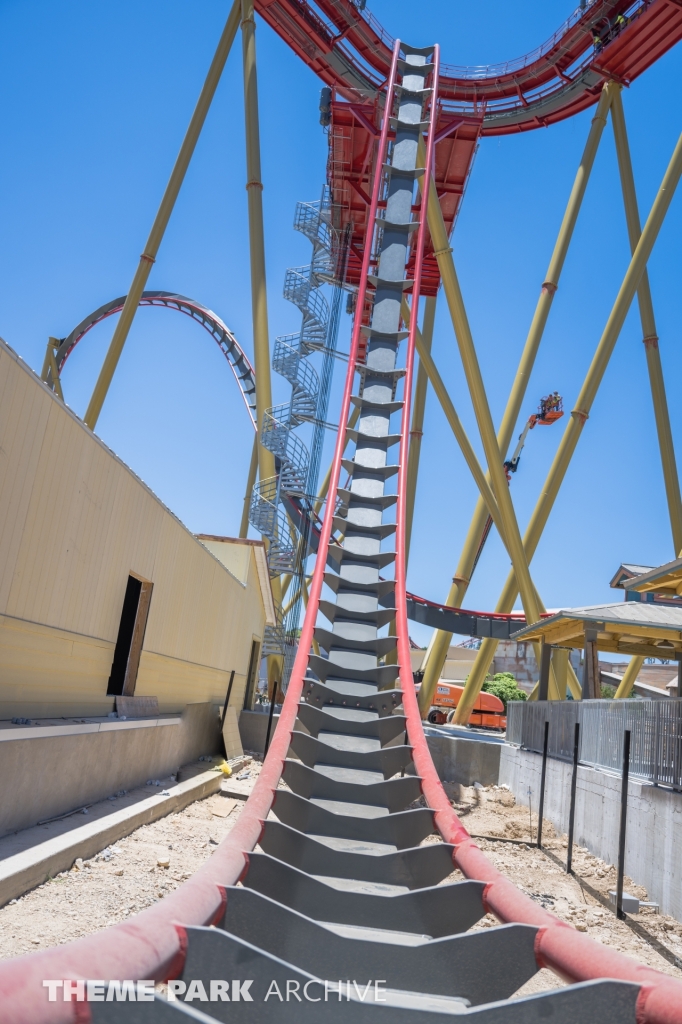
297, 701, 406, 741
313, 764, 384, 785
92, 932, 640, 1023
271, 790, 435, 847
332, 515, 397, 540
288, 731, 412, 777
323, 573, 395, 600
258, 820, 455, 888
310, 797, 390, 818
327, 547, 396, 570
218, 887, 540, 1004
337, 488, 398, 510
341, 458, 398, 479
315, 731, 382, 754
302, 678, 402, 716
281, 759, 421, 810
242, 853, 487, 936
314, 627, 397, 658
318, 600, 397, 628
307, 654, 399, 687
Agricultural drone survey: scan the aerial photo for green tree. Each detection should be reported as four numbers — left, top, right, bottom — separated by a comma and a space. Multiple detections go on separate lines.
481, 672, 528, 709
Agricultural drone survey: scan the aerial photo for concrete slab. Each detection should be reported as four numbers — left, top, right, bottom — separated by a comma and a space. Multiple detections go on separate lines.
423, 733, 501, 787
0, 767, 224, 907
0, 702, 222, 835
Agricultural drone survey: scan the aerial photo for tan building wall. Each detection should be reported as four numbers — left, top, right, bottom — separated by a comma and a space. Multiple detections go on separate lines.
0, 339, 271, 719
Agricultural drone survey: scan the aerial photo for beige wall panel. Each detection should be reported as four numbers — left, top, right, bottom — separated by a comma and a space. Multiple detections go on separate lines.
0, 353, 52, 614
134, 649, 242, 712
199, 539, 251, 584
0, 616, 113, 707
0, 341, 266, 715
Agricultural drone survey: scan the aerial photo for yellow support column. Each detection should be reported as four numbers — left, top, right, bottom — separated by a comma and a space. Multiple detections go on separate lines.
454, 127, 682, 723
41, 338, 64, 402
405, 296, 437, 565
239, 434, 259, 538
421, 163, 542, 633
241, 0, 275, 484
611, 88, 682, 554
614, 656, 643, 699
418, 84, 615, 709
83, 0, 242, 431
400, 299, 508, 549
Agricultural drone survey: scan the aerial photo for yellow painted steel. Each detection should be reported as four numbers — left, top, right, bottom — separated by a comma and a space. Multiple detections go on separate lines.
405, 296, 437, 565
551, 648, 569, 700
614, 655, 644, 698
41, 338, 64, 402
454, 126, 682, 723
417, 85, 614, 713
239, 435, 259, 538
400, 299, 507, 551
241, 0, 275, 483
418, 159, 542, 638
611, 88, 682, 555
609, 89, 682, 697
83, 0, 242, 431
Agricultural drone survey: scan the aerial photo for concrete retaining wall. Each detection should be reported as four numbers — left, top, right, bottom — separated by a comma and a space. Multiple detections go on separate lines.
500, 745, 682, 921
424, 733, 501, 787
0, 702, 221, 836
239, 710, 306, 756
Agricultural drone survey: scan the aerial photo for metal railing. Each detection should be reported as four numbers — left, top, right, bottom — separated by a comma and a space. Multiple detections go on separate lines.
507, 699, 682, 789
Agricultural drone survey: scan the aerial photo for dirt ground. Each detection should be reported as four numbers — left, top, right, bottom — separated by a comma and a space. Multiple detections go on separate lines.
0, 763, 680, 1001
0, 759, 262, 961
448, 782, 682, 991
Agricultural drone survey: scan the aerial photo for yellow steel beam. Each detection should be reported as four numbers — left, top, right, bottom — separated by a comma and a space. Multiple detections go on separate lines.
418, 154, 542, 632
239, 434, 259, 538
611, 87, 682, 555
417, 85, 615, 711
400, 299, 507, 551
611, 88, 681, 700
41, 338, 64, 402
83, 0, 242, 431
241, 0, 275, 482
405, 296, 437, 565
552, 648, 569, 700
454, 126, 682, 723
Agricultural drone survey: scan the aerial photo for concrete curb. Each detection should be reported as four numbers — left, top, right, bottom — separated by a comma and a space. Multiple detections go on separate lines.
0, 769, 222, 907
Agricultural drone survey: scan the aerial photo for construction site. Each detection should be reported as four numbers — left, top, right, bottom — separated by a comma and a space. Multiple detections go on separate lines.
2, 0, 682, 1020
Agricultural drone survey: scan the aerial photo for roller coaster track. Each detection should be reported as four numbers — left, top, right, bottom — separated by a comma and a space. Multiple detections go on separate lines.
255, 0, 682, 293
47, 291, 258, 427
6, 36, 682, 1024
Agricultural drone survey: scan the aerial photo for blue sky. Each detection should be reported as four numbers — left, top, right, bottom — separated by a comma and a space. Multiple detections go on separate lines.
1, 1, 681, 646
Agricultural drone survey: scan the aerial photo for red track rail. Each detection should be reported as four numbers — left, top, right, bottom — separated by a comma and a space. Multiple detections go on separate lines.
257, 0, 682, 293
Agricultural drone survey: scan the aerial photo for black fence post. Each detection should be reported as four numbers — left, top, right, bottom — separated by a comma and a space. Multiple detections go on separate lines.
538, 643, 552, 701
537, 720, 549, 849
566, 721, 580, 874
221, 669, 236, 728
263, 680, 279, 758
616, 728, 631, 920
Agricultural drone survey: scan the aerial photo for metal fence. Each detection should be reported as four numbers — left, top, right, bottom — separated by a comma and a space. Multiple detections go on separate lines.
506, 699, 682, 790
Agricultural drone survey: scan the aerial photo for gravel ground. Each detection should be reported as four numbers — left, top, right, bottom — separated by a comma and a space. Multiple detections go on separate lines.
1, 762, 680, 1002
445, 782, 682, 991
0, 758, 262, 961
